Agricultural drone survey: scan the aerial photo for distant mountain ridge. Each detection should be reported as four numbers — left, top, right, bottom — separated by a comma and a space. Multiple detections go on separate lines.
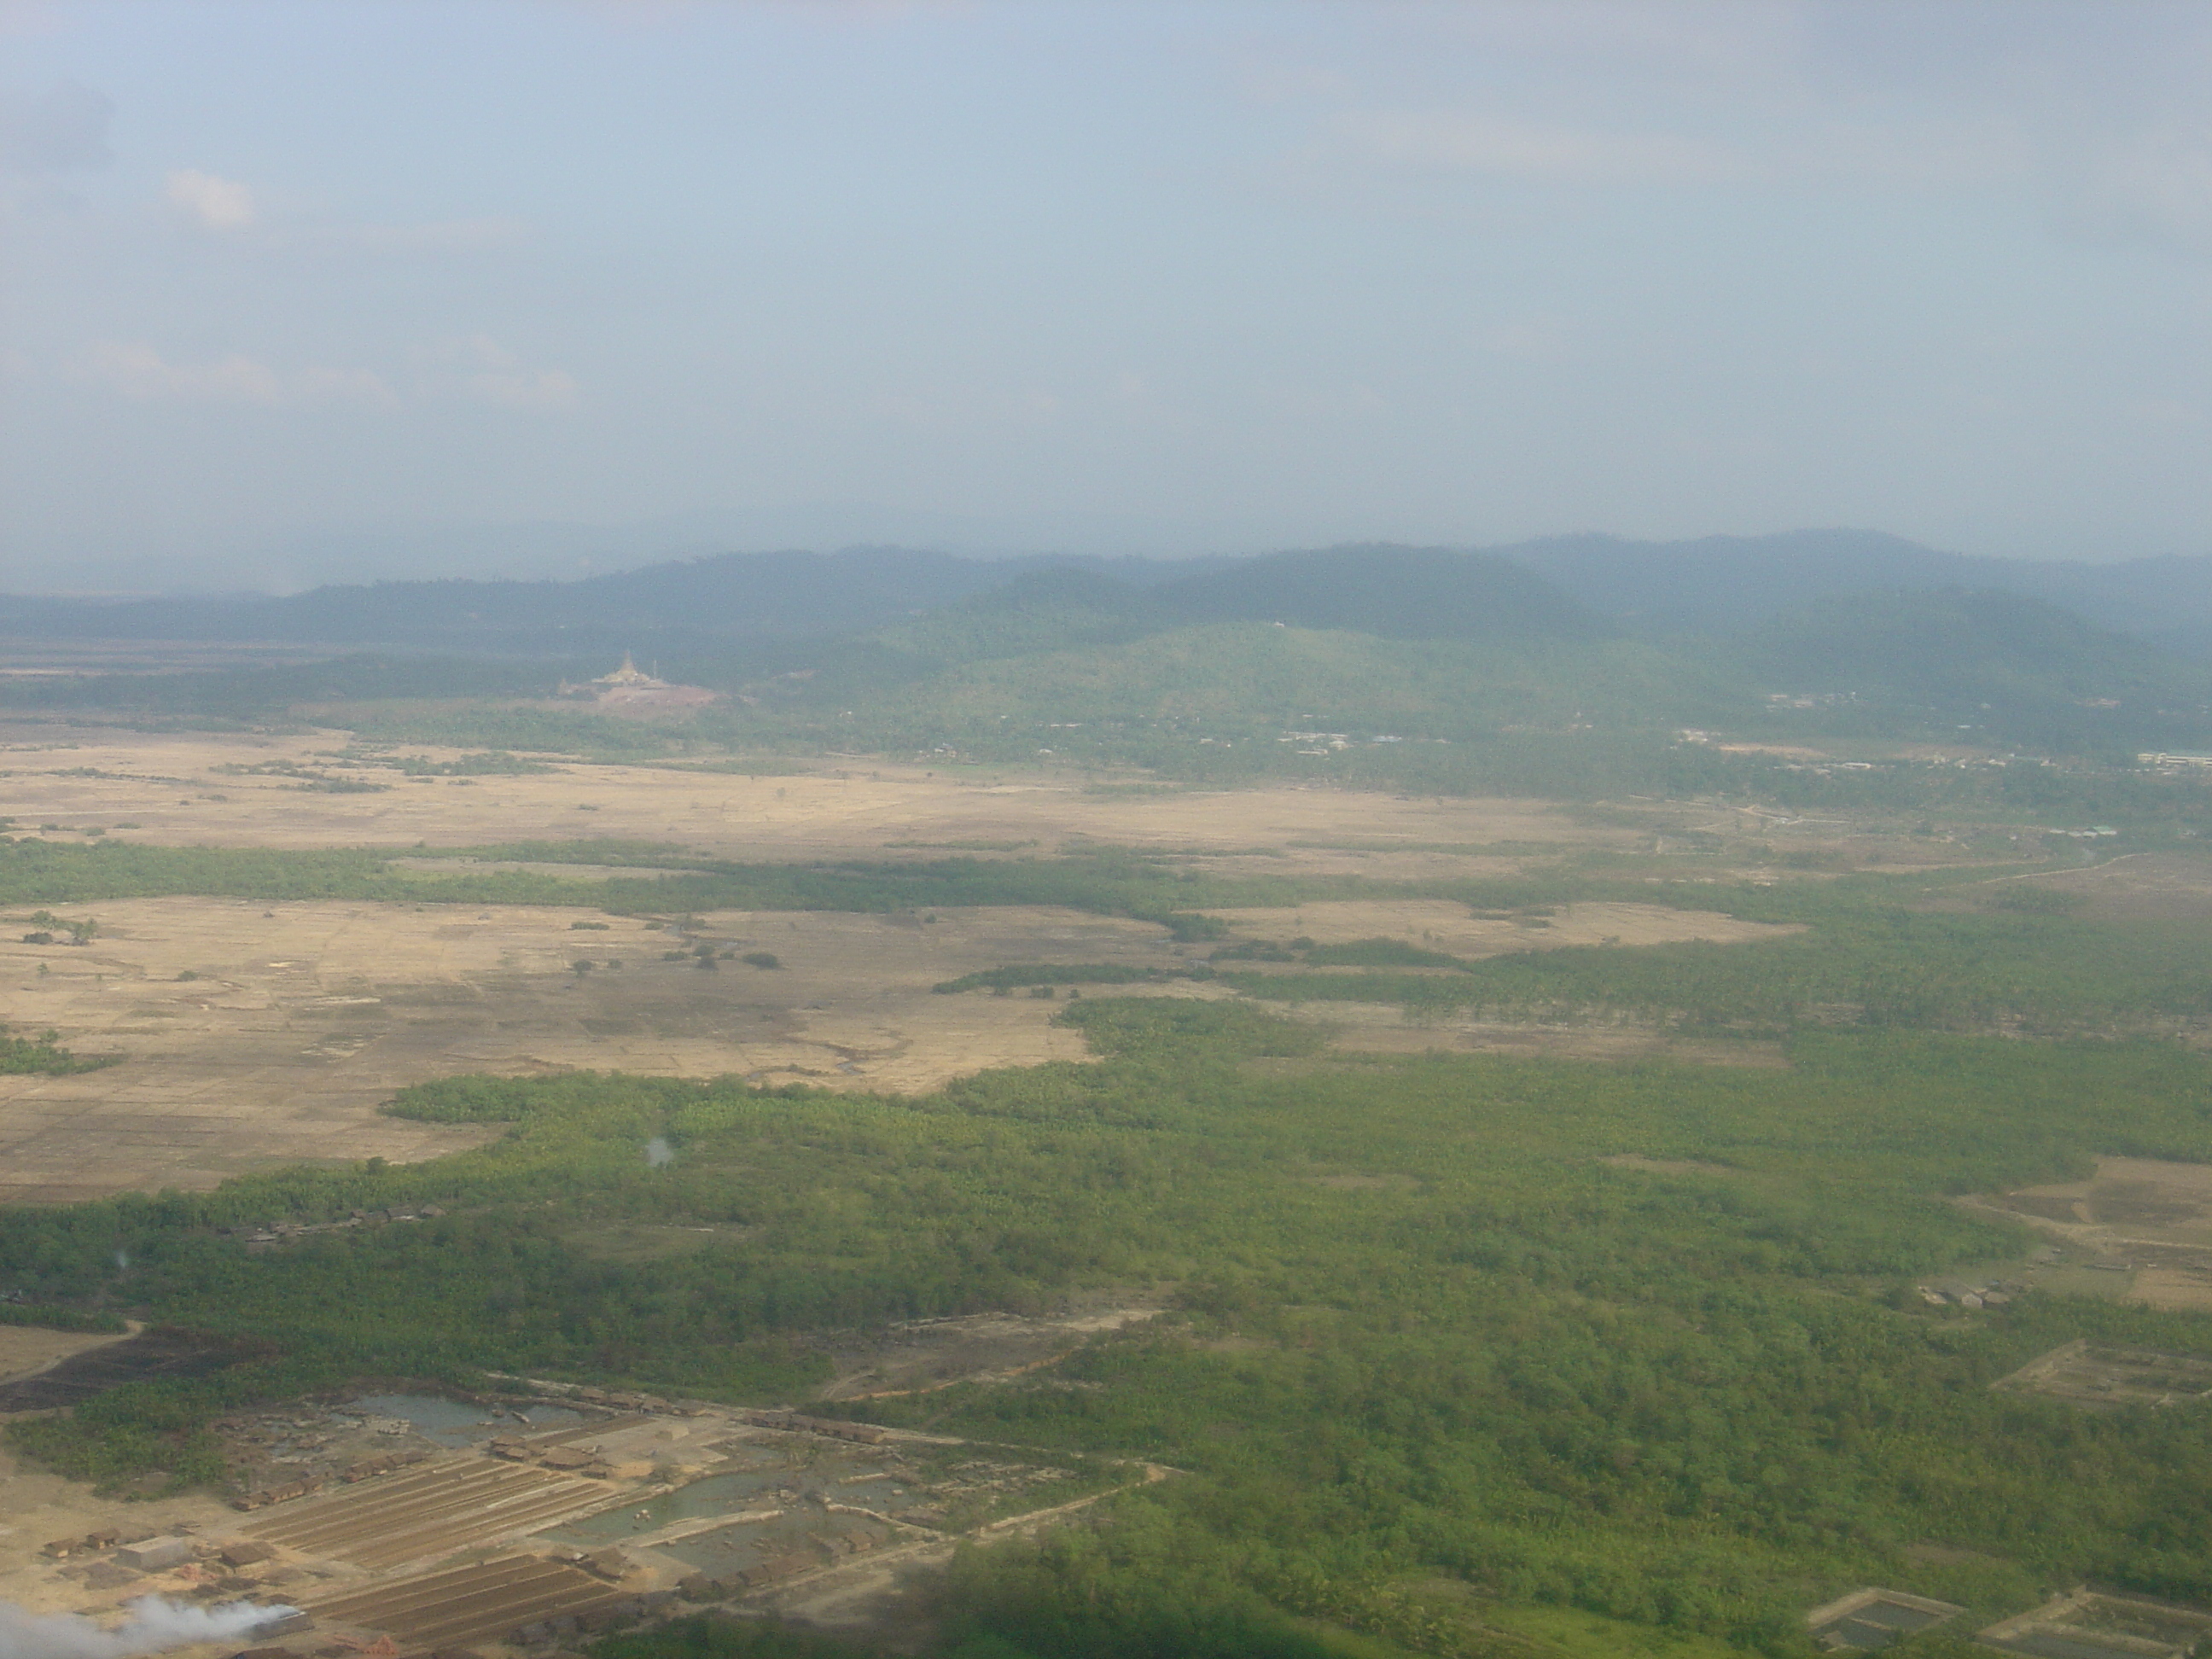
894, 547, 1613, 661
1151, 545, 1610, 641
4, 530, 2210, 657
3, 535, 2209, 760
0, 549, 1239, 654
1502, 529, 2212, 652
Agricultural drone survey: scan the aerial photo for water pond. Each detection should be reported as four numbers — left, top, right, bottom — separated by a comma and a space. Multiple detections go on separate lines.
342, 1391, 588, 1447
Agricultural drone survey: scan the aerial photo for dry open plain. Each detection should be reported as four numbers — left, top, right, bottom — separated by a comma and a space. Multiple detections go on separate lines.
1201, 897, 1802, 953
0, 898, 1198, 1203
0, 724, 1667, 1203
0, 725, 1606, 859
0, 722, 1882, 1203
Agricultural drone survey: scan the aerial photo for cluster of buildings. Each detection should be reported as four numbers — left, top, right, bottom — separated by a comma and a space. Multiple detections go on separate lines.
1913, 1277, 2021, 1309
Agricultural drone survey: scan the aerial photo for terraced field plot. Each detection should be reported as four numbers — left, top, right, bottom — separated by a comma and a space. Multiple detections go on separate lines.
305, 1554, 626, 1649
245, 1458, 617, 1570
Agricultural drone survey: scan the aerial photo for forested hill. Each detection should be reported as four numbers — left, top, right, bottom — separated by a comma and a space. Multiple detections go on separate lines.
856, 575, 2212, 758
6, 540, 2212, 761
8, 533, 2212, 660
0, 549, 1235, 653
883, 546, 1616, 661
1148, 545, 1611, 640
1733, 588, 2212, 752
1505, 528, 2212, 651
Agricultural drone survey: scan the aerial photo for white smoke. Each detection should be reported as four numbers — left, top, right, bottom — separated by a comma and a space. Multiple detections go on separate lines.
0, 1595, 300, 1659
643, 1136, 673, 1168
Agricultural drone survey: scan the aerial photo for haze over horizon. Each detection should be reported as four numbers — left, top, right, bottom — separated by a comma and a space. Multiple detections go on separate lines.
8, 1, 2212, 593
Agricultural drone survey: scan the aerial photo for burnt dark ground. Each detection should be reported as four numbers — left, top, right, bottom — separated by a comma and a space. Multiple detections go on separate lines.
0, 1328, 241, 1411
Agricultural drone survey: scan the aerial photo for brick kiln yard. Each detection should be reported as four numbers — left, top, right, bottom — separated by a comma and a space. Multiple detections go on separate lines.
0, 1376, 1141, 1659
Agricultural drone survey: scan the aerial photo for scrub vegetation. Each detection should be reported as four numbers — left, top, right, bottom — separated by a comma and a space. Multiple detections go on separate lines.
12, 984, 2212, 1653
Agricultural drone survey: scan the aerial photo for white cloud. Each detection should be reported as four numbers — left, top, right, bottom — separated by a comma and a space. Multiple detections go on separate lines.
165, 168, 257, 230
91, 341, 281, 402
87, 341, 396, 408
293, 364, 404, 408
89, 335, 577, 415
152, 180, 532, 256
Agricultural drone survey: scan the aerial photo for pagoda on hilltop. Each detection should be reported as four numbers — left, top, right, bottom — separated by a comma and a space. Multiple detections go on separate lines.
566, 651, 719, 712
592, 650, 661, 690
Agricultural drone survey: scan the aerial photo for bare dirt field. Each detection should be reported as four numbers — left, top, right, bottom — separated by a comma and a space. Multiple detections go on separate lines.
1972, 1158, 2212, 1310
0, 1435, 235, 1618
1956, 854, 2212, 924
0, 897, 1201, 1203
1200, 898, 1802, 956
0, 725, 1612, 862
815, 1302, 1168, 1401
1286, 1000, 1790, 1068
0, 725, 1849, 1204
1990, 1337, 2212, 1410
0, 1324, 130, 1387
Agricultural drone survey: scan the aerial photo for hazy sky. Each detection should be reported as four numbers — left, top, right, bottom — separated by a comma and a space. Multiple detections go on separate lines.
6, 1, 2212, 591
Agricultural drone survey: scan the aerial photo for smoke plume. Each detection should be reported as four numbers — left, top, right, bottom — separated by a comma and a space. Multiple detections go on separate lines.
0, 1594, 300, 1659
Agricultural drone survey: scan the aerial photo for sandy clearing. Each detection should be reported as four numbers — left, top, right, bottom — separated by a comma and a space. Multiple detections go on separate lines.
0, 1324, 131, 1386
1957, 855, 2212, 924
2126, 1267, 2212, 1311
1999, 1157, 2212, 1247
0, 725, 1613, 862
1976, 1158, 2212, 1311
1203, 898, 1800, 956
1286, 999, 1790, 1068
0, 1435, 235, 1617
0, 897, 1208, 1202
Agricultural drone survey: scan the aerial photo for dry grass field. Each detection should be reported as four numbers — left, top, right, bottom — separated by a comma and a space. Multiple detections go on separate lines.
1201, 897, 1802, 954
0, 723, 1898, 1204
0, 725, 1606, 860
1267, 1001, 1791, 1067
0, 1324, 130, 1388
0, 725, 1663, 1204
1957, 855, 2212, 924
0, 897, 1202, 1203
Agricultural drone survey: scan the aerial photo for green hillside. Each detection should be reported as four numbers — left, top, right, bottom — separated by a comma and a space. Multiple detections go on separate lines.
1149, 544, 1612, 641
876, 623, 1739, 738
635, 557, 2212, 768
1737, 588, 2212, 752
9, 550, 2212, 793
